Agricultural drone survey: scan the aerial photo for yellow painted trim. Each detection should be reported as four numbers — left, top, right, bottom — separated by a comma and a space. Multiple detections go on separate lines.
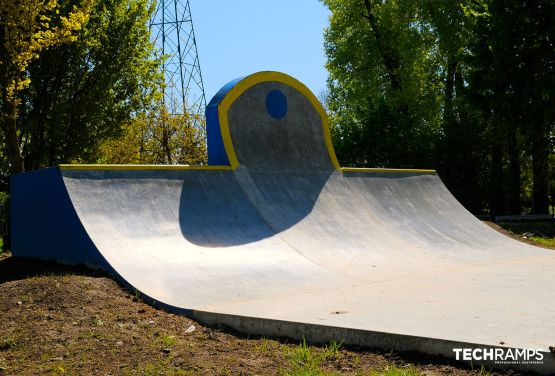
59, 164, 233, 171
342, 167, 436, 174
217, 71, 341, 170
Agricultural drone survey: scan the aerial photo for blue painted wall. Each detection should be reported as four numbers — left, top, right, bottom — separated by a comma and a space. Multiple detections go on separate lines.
11, 167, 111, 270
206, 77, 246, 166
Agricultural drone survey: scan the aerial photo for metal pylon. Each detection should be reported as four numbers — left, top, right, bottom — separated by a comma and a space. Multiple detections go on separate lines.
150, 0, 207, 125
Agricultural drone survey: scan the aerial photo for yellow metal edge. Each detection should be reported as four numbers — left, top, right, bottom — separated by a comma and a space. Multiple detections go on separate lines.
59, 164, 233, 171
341, 167, 436, 174
217, 71, 341, 171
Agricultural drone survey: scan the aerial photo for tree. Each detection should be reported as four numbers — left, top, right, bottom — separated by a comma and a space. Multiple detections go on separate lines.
98, 103, 206, 165
0, 0, 90, 174
323, 0, 555, 216
466, 0, 555, 214
18, 0, 160, 171
323, 0, 442, 170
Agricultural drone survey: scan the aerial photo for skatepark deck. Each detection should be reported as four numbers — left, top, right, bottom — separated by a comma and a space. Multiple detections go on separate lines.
11, 72, 555, 374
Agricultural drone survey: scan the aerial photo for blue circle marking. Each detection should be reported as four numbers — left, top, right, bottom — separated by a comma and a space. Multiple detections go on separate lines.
266, 90, 288, 119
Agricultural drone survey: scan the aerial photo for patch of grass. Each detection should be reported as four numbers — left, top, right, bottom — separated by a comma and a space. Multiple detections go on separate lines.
369, 365, 421, 376
159, 333, 176, 347
255, 337, 272, 355
126, 362, 194, 376
472, 365, 494, 376
498, 220, 555, 237
497, 220, 555, 248
91, 315, 104, 327
0, 337, 18, 351
325, 340, 343, 360
281, 339, 343, 376
529, 236, 555, 248
50, 364, 72, 375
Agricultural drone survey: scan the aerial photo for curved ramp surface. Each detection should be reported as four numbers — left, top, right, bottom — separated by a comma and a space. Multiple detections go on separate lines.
12, 72, 555, 374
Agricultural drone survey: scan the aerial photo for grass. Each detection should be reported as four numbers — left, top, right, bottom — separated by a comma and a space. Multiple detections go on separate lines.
281, 339, 343, 376
159, 333, 177, 348
369, 366, 421, 375
497, 220, 555, 237
496, 220, 555, 248
529, 236, 555, 248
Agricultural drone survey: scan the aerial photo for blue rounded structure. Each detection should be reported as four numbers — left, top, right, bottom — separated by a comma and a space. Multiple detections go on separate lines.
265, 90, 288, 119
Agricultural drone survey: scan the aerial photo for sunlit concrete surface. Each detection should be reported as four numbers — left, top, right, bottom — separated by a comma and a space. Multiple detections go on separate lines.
12, 72, 555, 374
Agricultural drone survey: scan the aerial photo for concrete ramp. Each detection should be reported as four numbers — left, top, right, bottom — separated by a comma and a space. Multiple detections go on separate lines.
12, 72, 555, 374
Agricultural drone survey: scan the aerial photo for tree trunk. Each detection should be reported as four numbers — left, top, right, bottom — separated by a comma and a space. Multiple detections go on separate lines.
162, 123, 172, 164
489, 120, 506, 218
2, 99, 24, 174
506, 128, 521, 214
442, 57, 458, 188
444, 59, 457, 126
362, 0, 403, 93
531, 127, 549, 214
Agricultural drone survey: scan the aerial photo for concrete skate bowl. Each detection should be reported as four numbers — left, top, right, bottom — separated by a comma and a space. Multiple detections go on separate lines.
11, 72, 555, 374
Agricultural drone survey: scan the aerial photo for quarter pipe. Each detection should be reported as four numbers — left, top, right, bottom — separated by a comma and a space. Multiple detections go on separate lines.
11, 71, 555, 373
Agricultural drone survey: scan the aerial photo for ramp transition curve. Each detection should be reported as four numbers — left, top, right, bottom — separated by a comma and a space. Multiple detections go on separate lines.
11, 72, 555, 374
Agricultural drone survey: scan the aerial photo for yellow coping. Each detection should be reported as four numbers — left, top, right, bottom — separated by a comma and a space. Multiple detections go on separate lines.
341, 167, 436, 174
59, 164, 233, 171
217, 71, 342, 170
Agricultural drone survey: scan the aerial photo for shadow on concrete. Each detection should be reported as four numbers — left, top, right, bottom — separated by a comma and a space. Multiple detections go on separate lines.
179, 171, 331, 247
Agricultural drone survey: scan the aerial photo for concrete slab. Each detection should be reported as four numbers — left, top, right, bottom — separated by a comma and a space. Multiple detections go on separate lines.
12, 72, 555, 374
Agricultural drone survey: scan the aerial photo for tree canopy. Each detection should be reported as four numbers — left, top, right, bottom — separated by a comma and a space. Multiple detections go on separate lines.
0, 0, 91, 174
19, 0, 161, 171
323, 0, 555, 215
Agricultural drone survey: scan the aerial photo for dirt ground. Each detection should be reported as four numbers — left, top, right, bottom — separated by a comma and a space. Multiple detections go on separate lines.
2, 220, 549, 375
483, 220, 555, 249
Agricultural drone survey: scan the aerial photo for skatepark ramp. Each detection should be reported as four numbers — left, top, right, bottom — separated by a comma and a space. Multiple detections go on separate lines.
11, 72, 555, 374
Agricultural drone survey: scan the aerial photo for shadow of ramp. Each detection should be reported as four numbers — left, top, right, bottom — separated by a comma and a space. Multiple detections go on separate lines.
178, 171, 274, 247
178, 169, 331, 247
0, 255, 109, 284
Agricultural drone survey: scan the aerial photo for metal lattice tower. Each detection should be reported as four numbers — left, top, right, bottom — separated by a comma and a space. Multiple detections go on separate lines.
150, 0, 206, 123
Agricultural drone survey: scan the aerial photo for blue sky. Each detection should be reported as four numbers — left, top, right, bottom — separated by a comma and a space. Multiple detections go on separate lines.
190, 1, 331, 101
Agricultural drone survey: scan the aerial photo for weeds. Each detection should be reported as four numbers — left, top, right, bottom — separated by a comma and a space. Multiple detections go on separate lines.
370, 365, 421, 375
255, 337, 272, 355
478, 365, 493, 376
91, 315, 104, 327
159, 333, 176, 347
282, 338, 343, 376
0, 337, 18, 351
530, 236, 555, 248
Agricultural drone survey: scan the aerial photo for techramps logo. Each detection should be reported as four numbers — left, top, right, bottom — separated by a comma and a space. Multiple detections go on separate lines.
453, 347, 545, 365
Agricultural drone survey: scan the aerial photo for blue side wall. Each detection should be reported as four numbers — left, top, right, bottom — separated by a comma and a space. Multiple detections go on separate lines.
11, 167, 110, 270
206, 105, 230, 166
206, 76, 245, 166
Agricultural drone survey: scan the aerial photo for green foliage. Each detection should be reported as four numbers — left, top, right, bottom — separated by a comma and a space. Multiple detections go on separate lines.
18, 0, 161, 170
465, 0, 555, 214
97, 103, 206, 165
323, 0, 555, 215
323, 0, 441, 169
0, 0, 92, 174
